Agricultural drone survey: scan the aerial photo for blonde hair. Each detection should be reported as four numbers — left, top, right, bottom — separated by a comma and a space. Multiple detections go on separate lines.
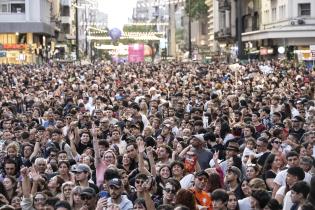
103, 149, 117, 165
6, 142, 20, 154
249, 178, 267, 190
60, 181, 75, 201
69, 186, 82, 207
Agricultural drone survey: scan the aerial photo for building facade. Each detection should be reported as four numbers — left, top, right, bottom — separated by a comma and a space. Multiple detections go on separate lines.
242, 0, 315, 60
0, 0, 55, 63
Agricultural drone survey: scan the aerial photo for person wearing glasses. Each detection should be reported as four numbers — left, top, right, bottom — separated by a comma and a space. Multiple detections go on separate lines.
79, 187, 97, 210
190, 171, 213, 210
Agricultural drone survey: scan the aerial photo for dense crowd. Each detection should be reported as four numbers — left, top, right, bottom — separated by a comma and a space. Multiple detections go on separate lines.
0, 60, 314, 210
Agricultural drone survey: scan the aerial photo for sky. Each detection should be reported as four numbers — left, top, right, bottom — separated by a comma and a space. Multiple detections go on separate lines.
97, 0, 138, 30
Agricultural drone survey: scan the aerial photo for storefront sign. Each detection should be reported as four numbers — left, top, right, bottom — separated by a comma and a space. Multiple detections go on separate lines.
2, 44, 26, 50
260, 48, 268, 55
128, 44, 144, 63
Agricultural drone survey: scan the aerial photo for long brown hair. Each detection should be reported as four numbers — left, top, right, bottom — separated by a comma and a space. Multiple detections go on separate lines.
175, 189, 197, 210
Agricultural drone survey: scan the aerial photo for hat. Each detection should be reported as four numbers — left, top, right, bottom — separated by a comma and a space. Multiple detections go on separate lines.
193, 134, 205, 142
195, 171, 209, 179
226, 141, 240, 152
80, 187, 96, 197
71, 164, 91, 173
227, 166, 242, 181
130, 123, 140, 129
292, 116, 304, 122
108, 178, 122, 188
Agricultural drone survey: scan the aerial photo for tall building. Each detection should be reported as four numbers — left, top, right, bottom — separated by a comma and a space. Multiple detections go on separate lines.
0, 0, 55, 63
77, 0, 98, 57
205, 0, 217, 54
242, 0, 315, 60
211, 0, 238, 61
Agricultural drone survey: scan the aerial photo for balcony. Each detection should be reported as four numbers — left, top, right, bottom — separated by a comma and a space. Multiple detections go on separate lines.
214, 28, 233, 42
0, 13, 26, 22
219, 0, 231, 12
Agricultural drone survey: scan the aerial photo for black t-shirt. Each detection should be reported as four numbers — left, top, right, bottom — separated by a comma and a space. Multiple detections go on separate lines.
257, 152, 271, 167
264, 170, 276, 180
76, 141, 93, 154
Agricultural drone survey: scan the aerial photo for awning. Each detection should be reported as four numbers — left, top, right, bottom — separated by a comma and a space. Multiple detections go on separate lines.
0, 22, 55, 35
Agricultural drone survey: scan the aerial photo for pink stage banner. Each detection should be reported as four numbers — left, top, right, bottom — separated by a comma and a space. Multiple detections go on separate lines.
128, 44, 144, 63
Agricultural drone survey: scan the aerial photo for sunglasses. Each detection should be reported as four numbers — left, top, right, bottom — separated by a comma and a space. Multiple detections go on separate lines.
164, 188, 176, 194
135, 180, 145, 185
80, 195, 92, 200
273, 141, 281, 144
197, 177, 208, 182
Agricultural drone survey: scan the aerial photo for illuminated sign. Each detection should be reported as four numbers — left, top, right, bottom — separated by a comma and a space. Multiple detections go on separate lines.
2, 44, 26, 50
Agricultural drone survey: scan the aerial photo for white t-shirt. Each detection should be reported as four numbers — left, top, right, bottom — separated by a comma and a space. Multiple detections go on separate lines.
276, 186, 293, 210
238, 197, 251, 210
273, 168, 312, 186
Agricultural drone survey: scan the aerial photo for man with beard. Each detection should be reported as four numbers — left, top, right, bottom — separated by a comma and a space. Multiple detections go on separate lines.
79, 187, 97, 210
156, 144, 172, 167
289, 116, 305, 141
190, 134, 212, 170
106, 178, 133, 210
98, 117, 110, 139
190, 171, 212, 210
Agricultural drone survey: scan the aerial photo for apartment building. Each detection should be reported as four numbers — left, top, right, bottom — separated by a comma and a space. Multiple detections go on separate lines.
0, 0, 54, 63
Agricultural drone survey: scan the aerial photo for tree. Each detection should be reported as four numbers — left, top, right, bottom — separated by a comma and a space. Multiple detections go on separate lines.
185, 0, 209, 19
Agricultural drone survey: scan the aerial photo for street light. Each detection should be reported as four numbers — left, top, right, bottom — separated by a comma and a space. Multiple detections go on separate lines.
75, 0, 80, 61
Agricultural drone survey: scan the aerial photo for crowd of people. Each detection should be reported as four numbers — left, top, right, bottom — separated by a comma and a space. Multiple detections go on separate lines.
0, 60, 314, 210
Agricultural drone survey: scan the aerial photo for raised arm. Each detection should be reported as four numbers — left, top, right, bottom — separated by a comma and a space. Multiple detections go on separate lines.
91, 123, 101, 166
29, 141, 40, 160
20, 167, 31, 198
138, 140, 151, 176
146, 146, 157, 177
68, 129, 78, 157
178, 145, 192, 159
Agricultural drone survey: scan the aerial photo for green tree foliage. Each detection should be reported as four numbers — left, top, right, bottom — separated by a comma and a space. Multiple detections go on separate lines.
123, 25, 156, 32
185, 0, 209, 19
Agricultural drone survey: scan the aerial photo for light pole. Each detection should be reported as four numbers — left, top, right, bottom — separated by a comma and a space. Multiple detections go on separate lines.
236, 0, 244, 60
75, 0, 80, 61
188, 0, 192, 59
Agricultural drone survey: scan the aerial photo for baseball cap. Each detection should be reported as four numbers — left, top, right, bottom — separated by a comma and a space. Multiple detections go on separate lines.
71, 164, 91, 173
108, 178, 122, 189
80, 187, 96, 197
193, 134, 205, 142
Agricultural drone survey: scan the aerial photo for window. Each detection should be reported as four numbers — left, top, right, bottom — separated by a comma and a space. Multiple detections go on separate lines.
264, 9, 270, 23
1, 4, 7, 12
201, 22, 207, 35
11, 3, 25, 13
271, 7, 276, 21
279, 5, 286, 19
298, 3, 310, 16
61, 6, 70, 16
